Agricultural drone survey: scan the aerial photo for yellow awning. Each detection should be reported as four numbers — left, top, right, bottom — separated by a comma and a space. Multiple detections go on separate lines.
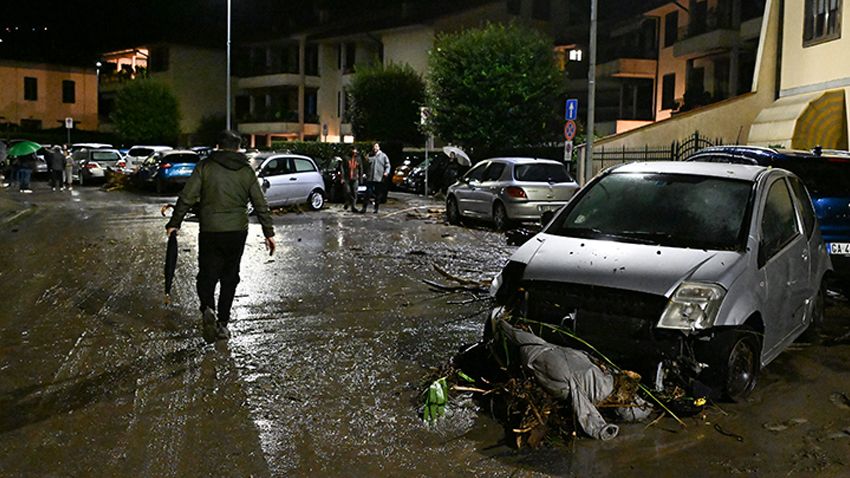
748, 89, 848, 150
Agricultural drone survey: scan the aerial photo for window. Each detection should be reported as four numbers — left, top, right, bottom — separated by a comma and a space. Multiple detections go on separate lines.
789, 176, 816, 238
465, 162, 489, 182
149, 46, 170, 72
514, 163, 570, 182
62, 80, 76, 104
294, 158, 316, 172
305, 44, 319, 76
760, 179, 800, 263
24, 77, 37, 101
664, 11, 679, 47
804, 0, 842, 45
343, 42, 356, 73
662, 73, 676, 110
262, 158, 293, 176
483, 163, 506, 181
532, 0, 550, 20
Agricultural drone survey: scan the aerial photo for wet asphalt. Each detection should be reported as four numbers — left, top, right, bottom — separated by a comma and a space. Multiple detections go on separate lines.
1, 180, 849, 477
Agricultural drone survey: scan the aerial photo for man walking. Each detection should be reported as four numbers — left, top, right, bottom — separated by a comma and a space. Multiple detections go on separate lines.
48, 146, 66, 191
342, 148, 362, 212
360, 143, 390, 214
165, 130, 276, 343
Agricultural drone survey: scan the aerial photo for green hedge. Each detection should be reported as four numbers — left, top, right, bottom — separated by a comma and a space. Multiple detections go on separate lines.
269, 140, 405, 170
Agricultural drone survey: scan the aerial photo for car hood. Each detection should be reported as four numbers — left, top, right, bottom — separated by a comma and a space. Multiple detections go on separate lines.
517, 233, 745, 296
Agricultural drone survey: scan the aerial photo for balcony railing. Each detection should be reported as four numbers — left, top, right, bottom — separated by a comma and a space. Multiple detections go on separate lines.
238, 110, 319, 124
597, 44, 657, 64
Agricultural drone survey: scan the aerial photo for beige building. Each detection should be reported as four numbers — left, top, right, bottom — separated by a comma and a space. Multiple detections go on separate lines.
99, 44, 227, 143
591, 0, 849, 164
236, 0, 571, 146
0, 59, 98, 131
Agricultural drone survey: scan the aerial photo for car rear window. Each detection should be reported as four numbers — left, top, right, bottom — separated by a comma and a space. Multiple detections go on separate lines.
161, 154, 199, 164
549, 172, 754, 250
514, 163, 570, 182
774, 158, 850, 197
129, 148, 154, 157
92, 151, 120, 161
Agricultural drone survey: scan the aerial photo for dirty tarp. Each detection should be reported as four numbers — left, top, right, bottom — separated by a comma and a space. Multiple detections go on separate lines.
496, 319, 620, 440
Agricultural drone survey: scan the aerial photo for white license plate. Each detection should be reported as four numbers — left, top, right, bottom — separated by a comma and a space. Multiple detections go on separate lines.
828, 242, 850, 255
538, 204, 561, 213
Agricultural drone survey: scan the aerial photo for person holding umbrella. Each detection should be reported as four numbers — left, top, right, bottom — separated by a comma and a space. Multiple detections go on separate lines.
4, 140, 41, 192
165, 130, 276, 344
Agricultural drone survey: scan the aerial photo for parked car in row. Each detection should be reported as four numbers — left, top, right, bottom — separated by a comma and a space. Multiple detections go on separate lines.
72, 148, 123, 185
255, 153, 326, 210
491, 161, 830, 401
688, 145, 850, 294
133, 150, 201, 193
123, 145, 172, 169
446, 157, 579, 230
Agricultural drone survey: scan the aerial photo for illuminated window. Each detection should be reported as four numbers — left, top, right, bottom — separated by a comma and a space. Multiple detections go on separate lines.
804, 0, 842, 46
569, 49, 583, 61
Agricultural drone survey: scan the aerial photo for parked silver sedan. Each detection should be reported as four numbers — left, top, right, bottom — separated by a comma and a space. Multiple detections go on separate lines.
446, 157, 578, 230
490, 161, 831, 401
255, 153, 326, 210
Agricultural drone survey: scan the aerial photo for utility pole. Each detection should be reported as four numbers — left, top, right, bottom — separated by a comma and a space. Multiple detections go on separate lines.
226, 0, 232, 131
585, 0, 598, 184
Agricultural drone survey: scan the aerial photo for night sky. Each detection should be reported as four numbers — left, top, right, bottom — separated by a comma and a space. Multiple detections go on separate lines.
0, 0, 652, 66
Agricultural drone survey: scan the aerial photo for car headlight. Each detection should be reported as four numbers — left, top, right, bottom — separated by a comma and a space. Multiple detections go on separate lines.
657, 282, 726, 331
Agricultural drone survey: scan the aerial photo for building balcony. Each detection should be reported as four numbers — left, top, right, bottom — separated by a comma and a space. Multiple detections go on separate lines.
674, 8, 740, 58
237, 73, 320, 90
597, 58, 657, 79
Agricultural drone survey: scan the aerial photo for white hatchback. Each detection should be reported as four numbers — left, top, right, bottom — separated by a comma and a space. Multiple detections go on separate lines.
255, 153, 326, 210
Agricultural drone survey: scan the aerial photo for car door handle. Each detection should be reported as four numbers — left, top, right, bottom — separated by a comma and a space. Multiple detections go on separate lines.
289, 177, 297, 181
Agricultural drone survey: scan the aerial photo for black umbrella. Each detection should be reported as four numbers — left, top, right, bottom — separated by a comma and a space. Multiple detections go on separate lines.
164, 232, 178, 305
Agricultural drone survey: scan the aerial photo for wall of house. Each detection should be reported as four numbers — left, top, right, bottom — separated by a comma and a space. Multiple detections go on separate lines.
650, 3, 688, 121
591, 0, 779, 160
151, 46, 227, 136
0, 61, 98, 131
780, 1, 850, 95
381, 27, 434, 75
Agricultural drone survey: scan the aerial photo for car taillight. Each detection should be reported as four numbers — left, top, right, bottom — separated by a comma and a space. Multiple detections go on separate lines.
117, 161, 126, 168
161, 163, 172, 169
85, 162, 99, 169
505, 186, 527, 199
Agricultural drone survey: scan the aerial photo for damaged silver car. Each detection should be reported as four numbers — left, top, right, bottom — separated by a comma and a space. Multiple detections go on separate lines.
491, 161, 831, 400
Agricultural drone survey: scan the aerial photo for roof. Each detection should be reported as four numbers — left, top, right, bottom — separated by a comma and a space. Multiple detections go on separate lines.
487, 157, 565, 165
691, 145, 850, 163
611, 161, 768, 181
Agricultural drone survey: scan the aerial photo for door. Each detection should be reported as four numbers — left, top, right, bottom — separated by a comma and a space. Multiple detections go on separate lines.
259, 157, 291, 206
758, 177, 808, 359
291, 157, 318, 202
454, 162, 489, 217
476, 161, 507, 217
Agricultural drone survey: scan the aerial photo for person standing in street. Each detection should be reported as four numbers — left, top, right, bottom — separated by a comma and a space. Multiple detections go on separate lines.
63, 146, 74, 190
48, 146, 66, 191
17, 153, 36, 193
360, 143, 390, 214
165, 130, 276, 343
342, 148, 363, 213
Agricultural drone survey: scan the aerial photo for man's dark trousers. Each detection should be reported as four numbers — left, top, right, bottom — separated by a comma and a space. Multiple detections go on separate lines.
197, 230, 248, 324
361, 180, 382, 213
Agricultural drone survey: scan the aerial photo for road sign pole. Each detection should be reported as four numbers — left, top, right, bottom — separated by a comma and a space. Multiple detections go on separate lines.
585, 0, 598, 185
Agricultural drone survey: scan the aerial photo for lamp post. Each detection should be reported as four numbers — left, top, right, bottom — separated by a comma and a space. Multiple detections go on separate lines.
226, 0, 232, 131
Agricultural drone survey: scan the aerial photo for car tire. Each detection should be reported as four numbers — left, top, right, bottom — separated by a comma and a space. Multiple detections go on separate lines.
699, 329, 761, 402
493, 202, 511, 231
308, 189, 325, 211
446, 196, 461, 225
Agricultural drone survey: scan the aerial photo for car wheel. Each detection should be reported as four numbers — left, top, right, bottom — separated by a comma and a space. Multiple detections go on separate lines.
493, 202, 511, 231
308, 189, 325, 210
446, 196, 461, 225
700, 329, 760, 402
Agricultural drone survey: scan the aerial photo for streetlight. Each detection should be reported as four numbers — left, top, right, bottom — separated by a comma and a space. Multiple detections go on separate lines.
226, 0, 232, 131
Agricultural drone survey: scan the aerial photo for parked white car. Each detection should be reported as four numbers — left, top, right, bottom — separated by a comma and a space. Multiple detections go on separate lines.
123, 145, 172, 170
255, 153, 326, 210
71, 148, 123, 185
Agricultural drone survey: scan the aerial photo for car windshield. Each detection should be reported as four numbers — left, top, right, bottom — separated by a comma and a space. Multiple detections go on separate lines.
92, 151, 120, 161
774, 158, 850, 197
549, 172, 754, 250
514, 163, 570, 182
129, 148, 155, 157
162, 154, 199, 164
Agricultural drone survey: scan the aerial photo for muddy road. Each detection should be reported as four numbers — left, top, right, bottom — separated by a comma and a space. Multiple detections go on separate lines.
1, 184, 849, 477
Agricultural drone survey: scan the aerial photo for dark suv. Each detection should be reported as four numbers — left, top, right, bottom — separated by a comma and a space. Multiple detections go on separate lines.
689, 145, 850, 291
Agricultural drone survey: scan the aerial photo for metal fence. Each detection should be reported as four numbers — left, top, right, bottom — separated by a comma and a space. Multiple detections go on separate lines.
590, 131, 724, 174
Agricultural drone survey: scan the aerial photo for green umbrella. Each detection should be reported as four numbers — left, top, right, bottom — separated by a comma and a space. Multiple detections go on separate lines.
7, 140, 42, 158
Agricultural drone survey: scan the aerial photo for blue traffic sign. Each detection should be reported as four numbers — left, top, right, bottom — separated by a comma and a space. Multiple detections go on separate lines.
565, 99, 579, 121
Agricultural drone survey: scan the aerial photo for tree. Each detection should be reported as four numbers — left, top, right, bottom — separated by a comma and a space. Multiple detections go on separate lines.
111, 80, 181, 144
427, 23, 563, 154
194, 114, 226, 146
348, 62, 425, 145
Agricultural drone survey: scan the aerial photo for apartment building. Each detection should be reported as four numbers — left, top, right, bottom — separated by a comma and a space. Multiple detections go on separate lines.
0, 59, 98, 131
235, 0, 573, 146
98, 44, 227, 142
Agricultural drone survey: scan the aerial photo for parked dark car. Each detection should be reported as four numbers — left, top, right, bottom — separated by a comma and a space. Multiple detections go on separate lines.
689, 145, 850, 292
134, 150, 201, 193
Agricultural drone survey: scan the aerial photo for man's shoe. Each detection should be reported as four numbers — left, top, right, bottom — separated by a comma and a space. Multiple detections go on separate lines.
22, 189, 32, 194
2, 183, 10, 188
216, 322, 231, 341
201, 307, 218, 343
